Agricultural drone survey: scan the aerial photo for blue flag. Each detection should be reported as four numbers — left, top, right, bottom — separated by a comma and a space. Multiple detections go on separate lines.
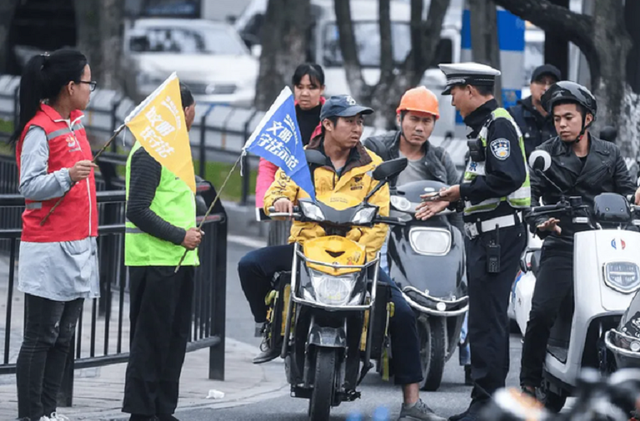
243, 87, 316, 202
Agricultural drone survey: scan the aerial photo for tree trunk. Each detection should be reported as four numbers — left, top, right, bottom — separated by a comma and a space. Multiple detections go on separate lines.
469, 0, 502, 104
334, 0, 369, 102
75, 0, 103, 83
254, 0, 311, 111
99, 0, 125, 90
0, 0, 19, 74
334, 0, 450, 129
493, 0, 638, 159
543, 0, 569, 80
626, 0, 640, 94
591, 0, 631, 135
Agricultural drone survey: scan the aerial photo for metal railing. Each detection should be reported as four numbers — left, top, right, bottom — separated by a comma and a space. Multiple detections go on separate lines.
0, 182, 227, 406
0, 74, 263, 204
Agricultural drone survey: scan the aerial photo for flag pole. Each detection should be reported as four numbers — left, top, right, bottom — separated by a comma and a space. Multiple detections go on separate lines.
39, 124, 126, 226
174, 153, 244, 273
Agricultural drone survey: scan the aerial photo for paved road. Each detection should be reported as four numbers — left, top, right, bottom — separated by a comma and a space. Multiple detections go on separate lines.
192, 239, 526, 421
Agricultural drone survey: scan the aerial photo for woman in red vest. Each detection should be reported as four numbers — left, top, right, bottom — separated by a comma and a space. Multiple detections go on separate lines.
9, 48, 99, 421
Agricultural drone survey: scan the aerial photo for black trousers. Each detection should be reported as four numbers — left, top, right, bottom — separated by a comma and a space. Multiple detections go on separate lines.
520, 247, 573, 388
237, 243, 424, 385
16, 295, 84, 421
122, 266, 195, 417
465, 223, 525, 402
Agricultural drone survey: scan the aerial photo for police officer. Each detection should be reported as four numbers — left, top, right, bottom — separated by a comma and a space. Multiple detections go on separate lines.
416, 63, 529, 421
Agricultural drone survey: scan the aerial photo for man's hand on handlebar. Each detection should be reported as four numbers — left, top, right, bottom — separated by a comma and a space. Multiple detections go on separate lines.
273, 198, 294, 217
537, 217, 562, 235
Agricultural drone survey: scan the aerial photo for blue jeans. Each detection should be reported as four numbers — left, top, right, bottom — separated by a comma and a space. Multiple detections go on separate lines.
459, 313, 471, 366
16, 294, 84, 421
238, 244, 423, 385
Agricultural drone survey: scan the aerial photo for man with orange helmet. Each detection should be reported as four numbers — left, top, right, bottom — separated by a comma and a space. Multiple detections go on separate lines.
364, 86, 459, 192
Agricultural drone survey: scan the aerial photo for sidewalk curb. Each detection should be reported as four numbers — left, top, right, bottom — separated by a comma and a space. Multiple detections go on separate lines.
79, 339, 289, 421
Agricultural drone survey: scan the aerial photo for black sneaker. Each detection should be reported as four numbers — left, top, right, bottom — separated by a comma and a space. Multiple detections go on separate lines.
448, 400, 485, 421
157, 415, 180, 421
253, 323, 280, 364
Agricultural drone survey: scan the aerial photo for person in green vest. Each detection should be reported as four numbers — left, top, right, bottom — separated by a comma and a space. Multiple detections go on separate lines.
416, 63, 530, 421
122, 83, 201, 421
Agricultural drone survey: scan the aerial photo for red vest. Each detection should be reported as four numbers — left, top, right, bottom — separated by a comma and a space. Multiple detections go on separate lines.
15, 104, 98, 242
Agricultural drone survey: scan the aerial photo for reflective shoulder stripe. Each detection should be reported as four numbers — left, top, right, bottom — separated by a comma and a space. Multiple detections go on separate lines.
46, 127, 72, 141
72, 123, 85, 131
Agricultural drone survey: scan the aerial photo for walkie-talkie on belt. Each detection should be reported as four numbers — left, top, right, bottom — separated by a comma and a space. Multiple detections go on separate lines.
486, 224, 501, 273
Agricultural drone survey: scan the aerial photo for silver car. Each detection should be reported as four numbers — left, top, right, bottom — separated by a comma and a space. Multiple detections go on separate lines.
122, 18, 258, 107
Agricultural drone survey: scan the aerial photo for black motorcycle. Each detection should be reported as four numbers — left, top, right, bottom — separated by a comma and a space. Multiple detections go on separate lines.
386, 179, 469, 391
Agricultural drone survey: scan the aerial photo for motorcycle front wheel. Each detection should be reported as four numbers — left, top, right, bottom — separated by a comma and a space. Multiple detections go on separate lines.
419, 316, 446, 391
308, 347, 336, 421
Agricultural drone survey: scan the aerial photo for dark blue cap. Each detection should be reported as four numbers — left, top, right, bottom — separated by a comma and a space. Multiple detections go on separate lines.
319, 95, 374, 120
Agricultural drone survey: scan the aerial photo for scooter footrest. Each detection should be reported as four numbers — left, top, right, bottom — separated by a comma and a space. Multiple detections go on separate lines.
291, 385, 312, 399
337, 389, 361, 402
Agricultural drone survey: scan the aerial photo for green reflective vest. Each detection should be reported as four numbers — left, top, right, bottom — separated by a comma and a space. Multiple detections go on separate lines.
125, 142, 199, 266
462, 108, 531, 216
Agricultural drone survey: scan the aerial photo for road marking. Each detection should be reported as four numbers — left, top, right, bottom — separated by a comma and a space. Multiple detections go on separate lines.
228, 234, 267, 249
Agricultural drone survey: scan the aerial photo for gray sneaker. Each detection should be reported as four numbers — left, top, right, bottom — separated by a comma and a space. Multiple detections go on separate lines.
398, 399, 446, 421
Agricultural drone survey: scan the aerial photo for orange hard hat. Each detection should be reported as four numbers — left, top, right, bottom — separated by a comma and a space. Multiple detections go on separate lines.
396, 86, 440, 120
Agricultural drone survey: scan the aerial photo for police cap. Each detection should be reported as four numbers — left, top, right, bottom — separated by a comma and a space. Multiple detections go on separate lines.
438, 62, 501, 95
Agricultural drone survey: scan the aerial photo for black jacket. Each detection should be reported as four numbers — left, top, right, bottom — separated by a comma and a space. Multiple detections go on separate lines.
363, 131, 460, 187
363, 130, 462, 229
508, 96, 557, 158
529, 134, 636, 250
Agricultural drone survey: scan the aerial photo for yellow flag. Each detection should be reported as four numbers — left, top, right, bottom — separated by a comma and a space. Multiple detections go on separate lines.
125, 73, 195, 193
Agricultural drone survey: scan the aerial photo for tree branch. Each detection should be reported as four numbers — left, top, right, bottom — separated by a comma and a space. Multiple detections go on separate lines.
409, 0, 424, 77
379, 0, 393, 85
493, 0, 597, 75
407, 0, 450, 86
334, 0, 368, 100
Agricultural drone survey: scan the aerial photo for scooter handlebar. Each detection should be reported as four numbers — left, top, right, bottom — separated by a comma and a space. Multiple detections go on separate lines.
374, 216, 406, 226
267, 206, 301, 219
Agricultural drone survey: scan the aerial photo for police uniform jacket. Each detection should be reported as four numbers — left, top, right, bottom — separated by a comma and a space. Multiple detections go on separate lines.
460, 99, 527, 223
508, 96, 556, 158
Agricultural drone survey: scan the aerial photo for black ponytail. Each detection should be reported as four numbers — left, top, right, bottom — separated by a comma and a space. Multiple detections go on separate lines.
8, 48, 88, 147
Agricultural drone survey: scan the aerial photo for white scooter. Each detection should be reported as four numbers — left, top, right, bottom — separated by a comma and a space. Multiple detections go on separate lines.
516, 150, 640, 412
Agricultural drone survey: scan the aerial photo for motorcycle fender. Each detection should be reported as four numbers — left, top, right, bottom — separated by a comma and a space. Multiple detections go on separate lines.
308, 325, 347, 348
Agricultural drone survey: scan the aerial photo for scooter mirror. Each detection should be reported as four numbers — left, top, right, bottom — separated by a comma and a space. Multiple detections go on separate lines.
529, 150, 552, 172
305, 150, 327, 166
372, 158, 408, 181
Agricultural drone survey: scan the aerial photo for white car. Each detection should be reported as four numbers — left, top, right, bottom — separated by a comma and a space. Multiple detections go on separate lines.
122, 18, 258, 107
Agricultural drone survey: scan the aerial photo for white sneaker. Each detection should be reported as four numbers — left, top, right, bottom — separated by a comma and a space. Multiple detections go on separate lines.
38, 417, 51, 421
49, 413, 70, 421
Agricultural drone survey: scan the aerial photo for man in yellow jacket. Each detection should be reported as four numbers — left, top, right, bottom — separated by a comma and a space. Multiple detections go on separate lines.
238, 95, 445, 421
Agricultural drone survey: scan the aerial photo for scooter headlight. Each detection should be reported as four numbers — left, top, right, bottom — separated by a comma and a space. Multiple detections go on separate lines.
409, 228, 451, 256
351, 207, 377, 225
299, 201, 325, 222
391, 196, 412, 212
603, 262, 640, 294
308, 270, 360, 306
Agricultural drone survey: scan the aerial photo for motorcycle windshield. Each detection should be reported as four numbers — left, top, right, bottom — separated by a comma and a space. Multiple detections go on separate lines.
388, 220, 466, 299
618, 290, 640, 339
